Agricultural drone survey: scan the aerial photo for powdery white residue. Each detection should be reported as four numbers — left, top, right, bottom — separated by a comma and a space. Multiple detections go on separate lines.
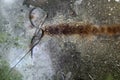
32, 43, 55, 80
115, 0, 120, 2
74, 0, 83, 5
3, 0, 15, 4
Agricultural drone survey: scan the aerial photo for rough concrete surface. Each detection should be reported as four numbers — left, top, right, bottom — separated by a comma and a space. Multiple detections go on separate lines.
0, 0, 120, 80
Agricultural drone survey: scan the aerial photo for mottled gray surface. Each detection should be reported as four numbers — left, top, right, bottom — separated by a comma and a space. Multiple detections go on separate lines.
74, 0, 120, 24
24, 0, 120, 24
0, 0, 120, 80
23, 0, 76, 19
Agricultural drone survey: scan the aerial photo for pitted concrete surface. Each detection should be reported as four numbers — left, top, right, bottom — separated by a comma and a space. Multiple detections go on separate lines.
0, 0, 120, 80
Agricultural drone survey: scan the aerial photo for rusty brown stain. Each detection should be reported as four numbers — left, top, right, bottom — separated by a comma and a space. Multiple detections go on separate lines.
30, 14, 34, 19
43, 23, 120, 37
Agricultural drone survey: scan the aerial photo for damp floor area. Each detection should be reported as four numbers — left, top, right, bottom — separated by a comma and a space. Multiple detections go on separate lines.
0, 0, 120, 80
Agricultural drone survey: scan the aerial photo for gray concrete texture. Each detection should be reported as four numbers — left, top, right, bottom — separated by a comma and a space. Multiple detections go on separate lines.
0, 0, 120, 80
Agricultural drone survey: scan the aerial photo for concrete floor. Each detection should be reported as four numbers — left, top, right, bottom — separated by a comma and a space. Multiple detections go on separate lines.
0, 0, 120, 80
